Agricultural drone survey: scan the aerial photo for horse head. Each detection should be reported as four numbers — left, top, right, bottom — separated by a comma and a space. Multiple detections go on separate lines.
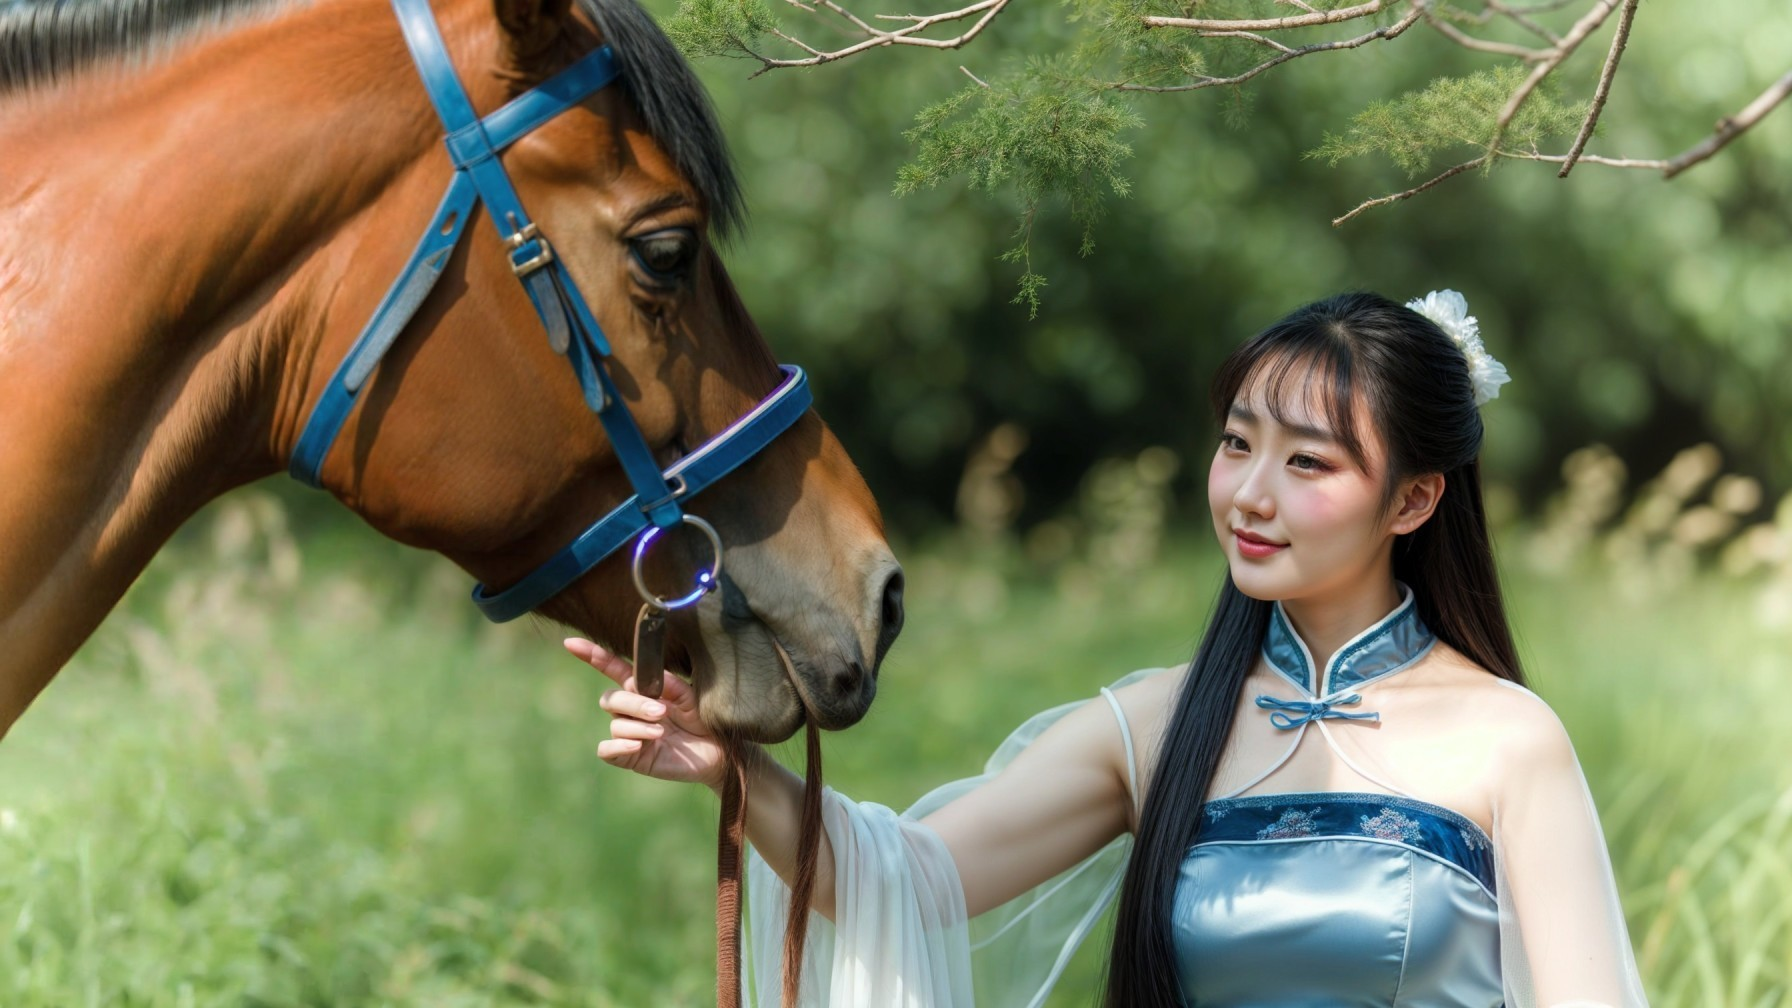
290, 0, 901, 742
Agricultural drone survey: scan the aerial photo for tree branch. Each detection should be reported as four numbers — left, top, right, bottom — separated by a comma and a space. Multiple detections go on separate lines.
1486, 0, 1619, 157
1117, 6, 1422, 93
1331, 156, 1486, 226
1483, 0, 1565, 43
1422, 10, 1549, 63
1505, 69, 1792, 178
1143, 0, 1382, 33
1558, 0, 1638, 176
1502, 150, 1668, 169
744, 0, 1009, 75
1662, 67, 1792, 178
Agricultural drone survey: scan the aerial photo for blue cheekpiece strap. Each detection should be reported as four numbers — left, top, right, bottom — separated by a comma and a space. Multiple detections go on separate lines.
292, 0, 813, 624
289, 4, 622, 487
289, 175, 478, 486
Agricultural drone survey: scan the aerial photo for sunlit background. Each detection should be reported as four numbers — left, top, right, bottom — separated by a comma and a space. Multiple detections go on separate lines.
2, 0, 1789, 1004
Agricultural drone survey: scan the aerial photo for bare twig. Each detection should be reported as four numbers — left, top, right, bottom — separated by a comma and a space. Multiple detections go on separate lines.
769, 28, 828, 58
1199, 30, 1299, 54
746, 0, 1009, 74
1143, 0, 1382, 33
1423, 12, 1549, 62
1119, 5, 1421, 93
1502, 150, 1669, 169
960, 64, 991, 88
1486, 0, 1564, 43
1559, 0, 1638, 176
1332, 156, 1486, 226
1662, 67, 1792, 178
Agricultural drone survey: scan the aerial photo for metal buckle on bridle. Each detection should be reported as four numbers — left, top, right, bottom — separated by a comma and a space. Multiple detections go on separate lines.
504, 220, 555, 277
630, 513, 723, 611
635, 474, 689, 518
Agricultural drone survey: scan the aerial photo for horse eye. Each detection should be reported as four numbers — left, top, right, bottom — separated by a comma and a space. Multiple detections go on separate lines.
629, 229, 697, 285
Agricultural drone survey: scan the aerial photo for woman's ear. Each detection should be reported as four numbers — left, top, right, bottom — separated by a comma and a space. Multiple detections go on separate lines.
1389, 472, 1445, 535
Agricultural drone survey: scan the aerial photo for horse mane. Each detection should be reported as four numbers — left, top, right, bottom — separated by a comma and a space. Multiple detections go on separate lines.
0, 0, 744, 236
0, 0, 297, 93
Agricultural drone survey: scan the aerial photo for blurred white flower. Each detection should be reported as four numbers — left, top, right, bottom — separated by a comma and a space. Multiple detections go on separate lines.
0, 808, 17, 833
1406, 289, 1511, 406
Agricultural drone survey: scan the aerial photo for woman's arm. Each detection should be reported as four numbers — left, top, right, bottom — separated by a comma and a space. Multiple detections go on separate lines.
574, 638, 1137, 921
1488, 681, 1650, 1007
921, 691, 1135, 917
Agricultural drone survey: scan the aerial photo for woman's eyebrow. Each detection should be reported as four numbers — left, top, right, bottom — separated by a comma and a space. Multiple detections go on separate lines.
1228, 404, 1339, 445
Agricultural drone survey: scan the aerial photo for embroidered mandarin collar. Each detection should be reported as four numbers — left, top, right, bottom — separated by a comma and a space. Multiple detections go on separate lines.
1261, 583, 1438, 700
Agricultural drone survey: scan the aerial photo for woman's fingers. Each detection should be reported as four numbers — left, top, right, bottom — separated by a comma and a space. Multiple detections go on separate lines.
657, 665, 694, 702
597, 738, 643, 762
564, 637, 634, 685
599, 687, 666, 722
608, 716, 665, 742
568, 637, 700, 711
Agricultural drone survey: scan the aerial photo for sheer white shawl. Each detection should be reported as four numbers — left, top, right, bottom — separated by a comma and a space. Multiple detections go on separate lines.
745, 668, 1648, 1007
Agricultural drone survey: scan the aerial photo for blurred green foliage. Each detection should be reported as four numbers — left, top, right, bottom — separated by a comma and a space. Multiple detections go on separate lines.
641, 0, 1792, 532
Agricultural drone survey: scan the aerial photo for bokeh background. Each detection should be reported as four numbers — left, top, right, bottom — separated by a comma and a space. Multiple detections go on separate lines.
2, 0, 1789, 1004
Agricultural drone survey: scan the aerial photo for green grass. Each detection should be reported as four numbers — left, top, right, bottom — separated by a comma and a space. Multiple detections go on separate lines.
1, 494, 1787, 1006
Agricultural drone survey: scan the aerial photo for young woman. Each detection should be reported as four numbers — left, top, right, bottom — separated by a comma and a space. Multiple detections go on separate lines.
571, 291, 1650, 1007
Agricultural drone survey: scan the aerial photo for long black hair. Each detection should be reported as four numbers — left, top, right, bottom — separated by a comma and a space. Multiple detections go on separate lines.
1103, 291, 1525, 1006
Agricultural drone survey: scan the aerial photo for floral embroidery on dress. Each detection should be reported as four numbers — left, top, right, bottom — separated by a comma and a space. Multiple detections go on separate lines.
1359, 808, 1424, 843
1206, 806, 1231, 822
1459, 826, 1490, 852
1256, 808, 1323, 840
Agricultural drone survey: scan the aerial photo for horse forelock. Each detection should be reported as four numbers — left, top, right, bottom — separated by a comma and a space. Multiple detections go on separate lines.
0, 0, 745, 238
574, 0, 745, 240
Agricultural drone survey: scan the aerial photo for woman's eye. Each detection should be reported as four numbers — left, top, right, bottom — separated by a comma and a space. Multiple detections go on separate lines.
629, 229, 697, 285
1219, 433, 1246, 452
1291, 454, 1329, 472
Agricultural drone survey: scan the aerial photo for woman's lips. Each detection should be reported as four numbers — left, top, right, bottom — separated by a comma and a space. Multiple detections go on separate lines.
1234, 531, 1287, 559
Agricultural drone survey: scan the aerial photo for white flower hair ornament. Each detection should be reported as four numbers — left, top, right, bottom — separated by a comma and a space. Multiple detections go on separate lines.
1405, 289, 1511, 406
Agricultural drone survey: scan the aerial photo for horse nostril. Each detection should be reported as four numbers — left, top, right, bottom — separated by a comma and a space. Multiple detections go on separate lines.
875, 568, 905, 667
832, 661, 866, 697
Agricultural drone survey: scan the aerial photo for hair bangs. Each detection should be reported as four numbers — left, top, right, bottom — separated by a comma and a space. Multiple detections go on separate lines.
1211, 328, 1371, 475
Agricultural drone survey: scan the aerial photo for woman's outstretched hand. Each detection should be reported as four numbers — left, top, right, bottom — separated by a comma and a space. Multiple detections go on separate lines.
566, 638, 729, 793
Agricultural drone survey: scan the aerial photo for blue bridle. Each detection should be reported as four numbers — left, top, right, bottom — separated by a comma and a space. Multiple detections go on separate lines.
289, 0, 811, 623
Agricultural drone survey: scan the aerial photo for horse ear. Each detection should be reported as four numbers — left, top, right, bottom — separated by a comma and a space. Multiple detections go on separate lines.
494, 0, 573, 63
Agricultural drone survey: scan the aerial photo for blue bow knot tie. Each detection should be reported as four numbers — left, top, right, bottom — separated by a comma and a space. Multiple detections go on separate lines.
1255, 693, 1381, 730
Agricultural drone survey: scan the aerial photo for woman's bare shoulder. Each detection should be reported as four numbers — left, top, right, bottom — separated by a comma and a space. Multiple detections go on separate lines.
1105, 663, 1187, 729
1417, 643, 1578, 766
1099, 664, 1189, 798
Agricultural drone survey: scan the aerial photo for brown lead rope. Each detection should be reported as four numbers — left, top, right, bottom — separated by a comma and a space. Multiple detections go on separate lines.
715, 723, 825, 1008
716, 741, 748, 1008
783, 722, 825, 1006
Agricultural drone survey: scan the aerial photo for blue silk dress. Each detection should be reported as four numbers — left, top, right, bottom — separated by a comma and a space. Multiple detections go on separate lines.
1169, 587, 1504, 1007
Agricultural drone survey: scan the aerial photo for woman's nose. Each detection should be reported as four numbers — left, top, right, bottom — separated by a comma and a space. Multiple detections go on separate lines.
1232, 463, 1275, 518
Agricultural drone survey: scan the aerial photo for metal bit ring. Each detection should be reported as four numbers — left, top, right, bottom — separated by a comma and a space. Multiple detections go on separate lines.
630, 514, 723, 611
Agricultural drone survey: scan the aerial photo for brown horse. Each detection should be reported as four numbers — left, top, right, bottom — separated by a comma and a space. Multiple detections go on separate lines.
0, 0, 902, 743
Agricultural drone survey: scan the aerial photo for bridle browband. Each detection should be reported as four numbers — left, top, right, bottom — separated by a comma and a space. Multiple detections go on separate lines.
289, 0, 810, 622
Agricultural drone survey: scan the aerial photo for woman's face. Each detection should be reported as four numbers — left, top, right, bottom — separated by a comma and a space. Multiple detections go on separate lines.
1206, 366, 1430, 606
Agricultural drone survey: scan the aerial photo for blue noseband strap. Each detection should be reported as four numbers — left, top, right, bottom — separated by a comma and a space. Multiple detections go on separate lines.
470, 365, 813, 622
289, 0, 811, 623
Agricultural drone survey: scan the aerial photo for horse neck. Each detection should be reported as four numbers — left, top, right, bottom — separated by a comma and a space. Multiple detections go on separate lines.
0, 0, 490, 732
